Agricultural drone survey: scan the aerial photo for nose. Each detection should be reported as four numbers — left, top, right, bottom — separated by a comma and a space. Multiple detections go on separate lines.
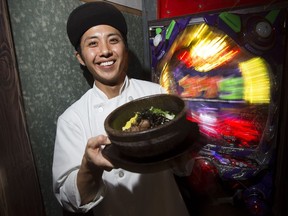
100, 42, 112, 57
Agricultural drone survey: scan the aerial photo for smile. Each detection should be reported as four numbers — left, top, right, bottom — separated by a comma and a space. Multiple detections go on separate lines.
100, 61, 114, 66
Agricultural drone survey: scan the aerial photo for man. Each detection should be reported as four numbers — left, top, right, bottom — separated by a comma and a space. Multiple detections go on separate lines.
52, 2, 190, 215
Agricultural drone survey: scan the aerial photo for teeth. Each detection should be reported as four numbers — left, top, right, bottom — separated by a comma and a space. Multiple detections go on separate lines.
100, 61, 113, 66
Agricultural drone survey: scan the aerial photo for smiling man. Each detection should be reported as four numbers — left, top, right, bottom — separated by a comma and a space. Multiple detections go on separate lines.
52, 2, 190, 215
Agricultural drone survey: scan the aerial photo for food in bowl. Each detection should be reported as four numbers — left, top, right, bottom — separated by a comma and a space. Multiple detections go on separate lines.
104, 94, 196, 158
122, 106, 176, 132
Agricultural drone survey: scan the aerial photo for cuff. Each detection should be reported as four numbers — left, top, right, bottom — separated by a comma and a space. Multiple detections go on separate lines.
62, 170, 106, 213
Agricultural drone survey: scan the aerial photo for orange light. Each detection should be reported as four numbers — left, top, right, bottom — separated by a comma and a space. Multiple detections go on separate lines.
175, 24, 240, 72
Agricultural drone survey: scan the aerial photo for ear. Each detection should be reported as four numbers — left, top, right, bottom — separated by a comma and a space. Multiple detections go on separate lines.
75, 51, 85, 66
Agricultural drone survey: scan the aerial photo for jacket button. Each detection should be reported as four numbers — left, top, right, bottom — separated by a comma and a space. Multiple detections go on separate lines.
118, 170, 124, 178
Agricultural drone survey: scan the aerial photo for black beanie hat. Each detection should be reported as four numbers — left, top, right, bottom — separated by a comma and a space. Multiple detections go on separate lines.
67, 2, 127, 49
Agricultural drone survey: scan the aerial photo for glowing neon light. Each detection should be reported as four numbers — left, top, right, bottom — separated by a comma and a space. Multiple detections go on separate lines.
188, 107, 262, 147
239, 57, 271, 104
219, 77, 244, 100
219, 117, 261, 147
159, 63, 178, 94
159, 25, 271, 105
179, 75, 221, 98
175, 24, 240, 72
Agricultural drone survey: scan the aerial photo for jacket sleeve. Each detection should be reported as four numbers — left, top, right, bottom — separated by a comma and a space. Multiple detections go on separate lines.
52, 110, 106, 213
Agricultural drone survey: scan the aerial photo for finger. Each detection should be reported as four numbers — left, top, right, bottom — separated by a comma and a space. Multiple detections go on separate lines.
87, 135, 109, 149
98, 151, 114, 170
106, 137, 111, 144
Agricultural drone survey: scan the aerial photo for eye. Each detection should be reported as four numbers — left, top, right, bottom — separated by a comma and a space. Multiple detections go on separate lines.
109, 37, 120, 44
88, 41, 98, 47
86, 39, 98, 47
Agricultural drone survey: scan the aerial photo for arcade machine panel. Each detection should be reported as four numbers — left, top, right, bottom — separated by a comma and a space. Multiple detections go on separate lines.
157, 0, 286, 18
149, 2, 288, 216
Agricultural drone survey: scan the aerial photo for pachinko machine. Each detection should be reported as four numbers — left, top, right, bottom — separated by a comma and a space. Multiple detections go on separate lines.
148, 2, 288, 215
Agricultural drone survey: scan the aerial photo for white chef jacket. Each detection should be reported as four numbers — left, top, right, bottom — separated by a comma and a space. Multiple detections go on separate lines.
52, 77, 190, 216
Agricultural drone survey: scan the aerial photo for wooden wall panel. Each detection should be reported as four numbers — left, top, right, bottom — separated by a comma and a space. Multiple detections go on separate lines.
0, 0, 46, 215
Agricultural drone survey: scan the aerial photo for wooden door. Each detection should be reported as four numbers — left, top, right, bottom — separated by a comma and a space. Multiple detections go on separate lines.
0, 0, 46, 215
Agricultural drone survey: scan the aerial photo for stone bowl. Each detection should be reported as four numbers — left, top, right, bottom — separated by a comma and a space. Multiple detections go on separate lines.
104, 94, 194, 158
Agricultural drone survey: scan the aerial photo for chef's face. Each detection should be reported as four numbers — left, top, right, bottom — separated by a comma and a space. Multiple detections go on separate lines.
76, 25, 128, 87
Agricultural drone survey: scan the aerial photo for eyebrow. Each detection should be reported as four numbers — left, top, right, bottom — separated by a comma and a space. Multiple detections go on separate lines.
84, 32, 122, 42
